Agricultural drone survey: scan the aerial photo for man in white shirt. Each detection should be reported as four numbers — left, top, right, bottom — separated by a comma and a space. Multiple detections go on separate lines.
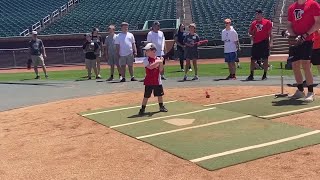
115, 22, 138, 82
222, 19, 240, 80
147, 21, 166, 80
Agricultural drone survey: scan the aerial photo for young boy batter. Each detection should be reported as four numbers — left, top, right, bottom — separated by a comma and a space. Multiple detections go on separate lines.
139, 43, 168, 115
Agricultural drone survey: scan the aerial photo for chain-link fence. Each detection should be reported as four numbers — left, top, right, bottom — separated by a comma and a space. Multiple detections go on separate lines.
0, 46, 87, 68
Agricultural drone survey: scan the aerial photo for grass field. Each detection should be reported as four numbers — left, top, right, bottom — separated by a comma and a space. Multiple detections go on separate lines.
1, 62, 320, 81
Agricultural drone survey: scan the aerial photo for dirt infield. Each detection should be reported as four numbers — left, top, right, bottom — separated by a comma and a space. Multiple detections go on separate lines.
0, 55, 287, 74
1, 86, 319, 179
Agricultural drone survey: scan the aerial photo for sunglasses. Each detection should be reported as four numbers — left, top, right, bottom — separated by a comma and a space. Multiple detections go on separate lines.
225, 22, 231, 24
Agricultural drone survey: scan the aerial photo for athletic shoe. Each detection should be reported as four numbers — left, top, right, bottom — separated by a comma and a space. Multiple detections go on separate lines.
106, 77, 114, 81
305, 92, 315, 102
120, 78, 126, 82
159, 106, 168, 112
96, 76, 102, 80
35, 76, 40, 79
181, 69, 185, 72
246, 75, 254, 81
161, 75, 167, 80
225, 74, 232, 80
88, 77, 92, 80
45, 75, 49, 79
192, 76, 199, 81
189, 68, 193, 72
183, 75, 187, 81
262, 75, 268, 81
231, 75, 237, 80
138, 109, 145, 116
131, 77, 138, 81
237, 63, 241, 69
290, 90, 305, 99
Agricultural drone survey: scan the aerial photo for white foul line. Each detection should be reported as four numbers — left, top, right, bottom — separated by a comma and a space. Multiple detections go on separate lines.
260, 105, 320, 118
111, 107, 217, 128
137, 115, 252, 139
82, 100, 177, 116
190, 130, 320, 163
203, 94, 274, 107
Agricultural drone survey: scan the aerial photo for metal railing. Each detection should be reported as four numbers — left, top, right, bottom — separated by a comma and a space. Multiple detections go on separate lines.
0, 46, 86, 68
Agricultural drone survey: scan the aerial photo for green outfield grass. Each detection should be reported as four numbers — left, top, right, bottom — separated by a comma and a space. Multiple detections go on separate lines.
1, 61, 320, 81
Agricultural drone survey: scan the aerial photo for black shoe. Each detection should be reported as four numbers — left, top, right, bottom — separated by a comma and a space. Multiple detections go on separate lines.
262, 75, 268, 81
246, 75, 254, 81
225, 74, 232, 80
106, 77, 114, 81
96, 76, 102, 80
161, 76, 167, 80
35, 76, 40, 79
139, 109, 145, 116
120, 78, 126, 82
160, 106, 168, 112
131, 77, 138, 81
88, 77, 92, 80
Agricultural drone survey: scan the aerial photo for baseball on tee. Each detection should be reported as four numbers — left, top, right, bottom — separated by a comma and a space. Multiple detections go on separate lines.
115, 32, 135, 56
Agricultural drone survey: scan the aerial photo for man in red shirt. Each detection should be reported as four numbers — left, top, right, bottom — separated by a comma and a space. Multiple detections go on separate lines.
312, 29, 320, 74
247, 9, 273, 81
287, 0, 320, 102
139, 43, 168, 115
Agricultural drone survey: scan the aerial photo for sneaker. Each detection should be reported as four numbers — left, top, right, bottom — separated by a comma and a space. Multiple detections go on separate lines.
189, 68, 193, 72
161, 75, 167, 80
45, 75, 49, 79
262, 75, 268, 81
192, 76, 199, 81
305, 92, 315, 102
225, 74, 232, 80
106, 77, 114, 81
290, 90, 305, 99
181, 69, 185, 72
35, 76, 40, 79
131, 77, 138, 81
138, 109, 145, 116
183, 75, 187, 81
120, 78, 126, 82
231, 75, 237, 80
159, 106, 168, 112
246, 75, 254, 81
96, 76, 102, 80
237, 64, 241, 69
88, 77, 92, 80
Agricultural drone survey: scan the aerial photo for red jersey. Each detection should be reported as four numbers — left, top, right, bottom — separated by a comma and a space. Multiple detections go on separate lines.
313, 31, 320, 49
288, 0, 320, 41
250, 18, 272, 44
143, 57, 162, 86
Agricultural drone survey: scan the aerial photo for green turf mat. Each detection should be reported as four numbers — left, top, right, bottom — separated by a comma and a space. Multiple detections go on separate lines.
214, 96, 320, 119
80, 102, 320, 171
80, 101, 206, 127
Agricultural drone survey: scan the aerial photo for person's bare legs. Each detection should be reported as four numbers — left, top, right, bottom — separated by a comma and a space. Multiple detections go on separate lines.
121, 65, 126, 79
230, 62, 236, 75
192, 59, 198, 77
184, 59, 191, 79
116, 65, 121, 76
128, 66, 134, 78
142, 98, 148, 106
34, 66, 39, 77
227, 63, 232, 75
292, 61, 304, 85
96, 57, 101, 76
262, 58, 269, 80
41, 65, 48, 77
110, 65, 115, 77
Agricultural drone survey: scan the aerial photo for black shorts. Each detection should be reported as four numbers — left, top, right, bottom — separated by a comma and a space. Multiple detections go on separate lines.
311, 48, 320, 65
144, 85, 164, 98
289, 41, 313, 62
251, 40, 270, 61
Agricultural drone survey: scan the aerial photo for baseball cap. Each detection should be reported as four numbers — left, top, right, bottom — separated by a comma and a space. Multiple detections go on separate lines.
153, 21, 160, 26
189, 23, 196, 28
143, 43, 157, 50
121, 22, 129, 26
84, 33, 92, 37
32, 31, 38, 35
255, 9, 263, 13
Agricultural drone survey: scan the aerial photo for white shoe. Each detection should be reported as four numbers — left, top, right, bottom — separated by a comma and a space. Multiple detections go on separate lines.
305, 92, 315, 102
181, 69, 185, 72
189, 69, 193, 72
289, 90, 305, 99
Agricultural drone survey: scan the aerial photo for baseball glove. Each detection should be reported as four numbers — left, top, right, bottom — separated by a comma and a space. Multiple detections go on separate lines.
27, 58, 32, 69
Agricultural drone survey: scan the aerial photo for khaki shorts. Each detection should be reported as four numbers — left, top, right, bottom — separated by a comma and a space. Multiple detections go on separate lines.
31, 55, 45, 66
85, 59, 97, 70
108, 54, 119, 66
119, 54, 134, 66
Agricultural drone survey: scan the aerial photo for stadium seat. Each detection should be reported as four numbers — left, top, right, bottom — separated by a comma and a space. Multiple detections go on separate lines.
0, 0, 67, 37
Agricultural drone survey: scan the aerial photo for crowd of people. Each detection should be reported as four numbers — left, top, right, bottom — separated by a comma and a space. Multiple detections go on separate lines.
27, 0, 320, 105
